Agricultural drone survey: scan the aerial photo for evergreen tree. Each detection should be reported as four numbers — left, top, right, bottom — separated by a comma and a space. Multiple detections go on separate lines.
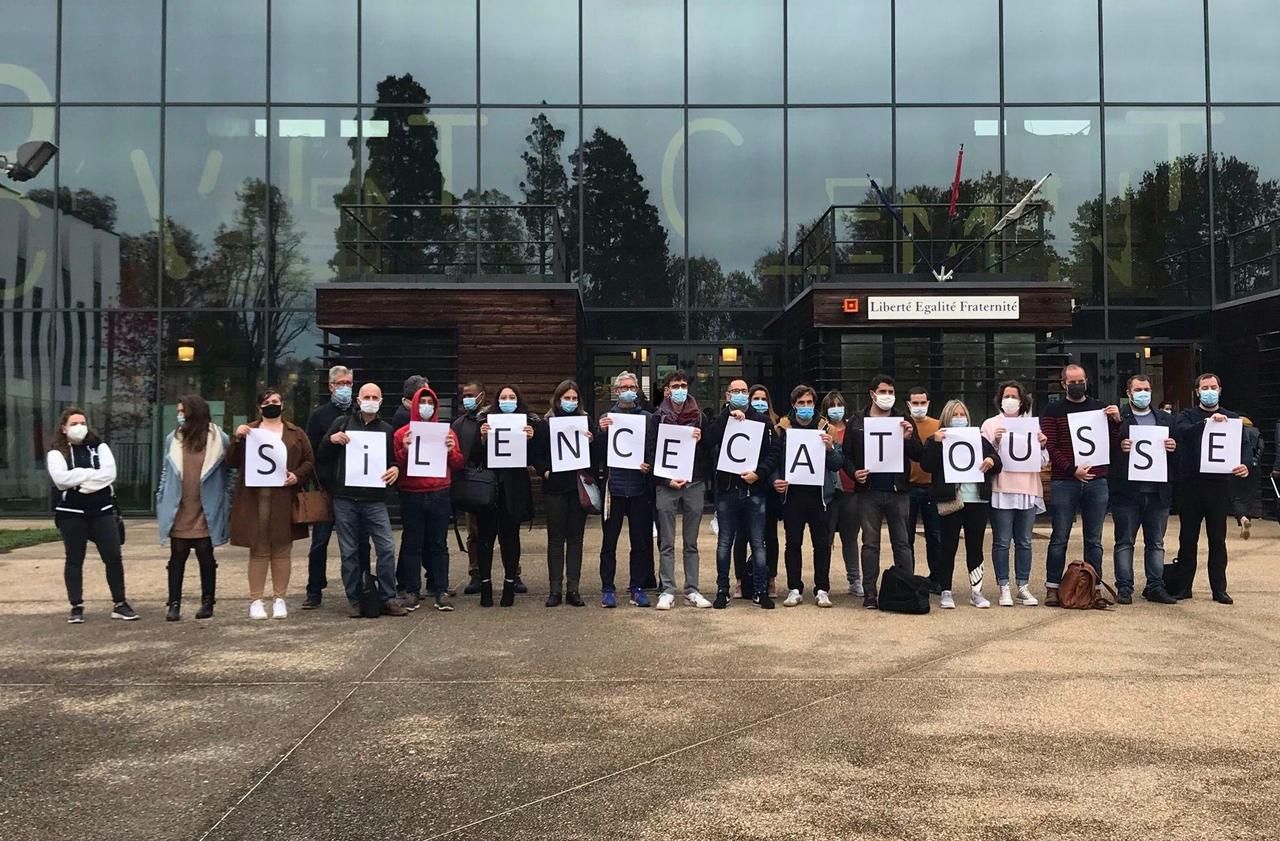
461, 188, 528, 274
519, 110, 571, 276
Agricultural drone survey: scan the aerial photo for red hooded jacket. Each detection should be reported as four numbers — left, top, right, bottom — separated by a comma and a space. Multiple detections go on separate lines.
393, 386, 464, 493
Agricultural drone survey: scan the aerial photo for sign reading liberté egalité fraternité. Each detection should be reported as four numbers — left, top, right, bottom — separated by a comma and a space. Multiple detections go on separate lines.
866, 296, 1020, 320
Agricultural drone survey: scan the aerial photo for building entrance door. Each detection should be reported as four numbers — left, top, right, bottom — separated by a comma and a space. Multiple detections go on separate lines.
1077, 344, 1199, 410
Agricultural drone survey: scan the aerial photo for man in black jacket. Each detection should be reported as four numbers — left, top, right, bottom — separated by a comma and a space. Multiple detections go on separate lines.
1171, 373, 1248, 604
1109, 374, 1179, 605
318, 383, 406, 617
843, 374, 922, 609
704, 378, 779, 610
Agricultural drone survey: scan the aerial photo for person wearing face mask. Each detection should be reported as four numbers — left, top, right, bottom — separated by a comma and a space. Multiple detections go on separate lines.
1171, 373, 1248, 604
392, 386, 464, 611
1108, 375, 1179, 606
819, 391, 862, 599
453, 381, 489, 596
645, 370, 712, 611
1232, 416, 1263, 540
317, 383, 406, 617
981, 381, 1050, 607
1040, 363, 1123, 605
731, 384, 783, 599
705, 378, 780, 609
773, 384, 843, 608
156, 395, 230, 621
844, 374, 923, 609
392, 374, 429, 431
471, 385, 539, 607
532, 380, 596, 607
594, 370, 655, 608
905, 387, 943, 592
302, 365, 366, 610
921, 400, 1001, 609
231, 389, 316, 619
47, 408, 137, 623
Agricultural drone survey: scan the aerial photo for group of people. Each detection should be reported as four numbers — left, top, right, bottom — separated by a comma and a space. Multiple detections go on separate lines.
46, 362, 1258, 623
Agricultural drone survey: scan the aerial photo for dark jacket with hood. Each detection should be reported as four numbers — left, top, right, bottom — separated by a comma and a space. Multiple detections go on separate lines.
920, 431, 1002, 503
533, 404, 598, 495
843, 405, 923, 494
317, 409, 397, 502
393, 386, 465, 494
704, 403, 778, 496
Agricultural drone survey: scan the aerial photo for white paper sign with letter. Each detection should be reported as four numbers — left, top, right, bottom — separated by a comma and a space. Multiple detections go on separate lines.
942, 427, 985, 483
997, 417, 1042, 473
606, 412, 646, 470
1127, 425, 1168, 482
716, 417, 764, 475
406, 422, 448, 478
863, 416, 904, 474
1068, 409, 1110, 468
784, 428, 825, 487
486, 413, 527, 469
344, 430, 387, 488
1200, 418, 1242, 474
653, 425, 697, 482
245, 428, 288, 487
548, 416, 591, 473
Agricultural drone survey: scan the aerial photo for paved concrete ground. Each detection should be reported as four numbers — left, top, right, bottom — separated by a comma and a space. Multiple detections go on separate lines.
1, 514, 1277, 841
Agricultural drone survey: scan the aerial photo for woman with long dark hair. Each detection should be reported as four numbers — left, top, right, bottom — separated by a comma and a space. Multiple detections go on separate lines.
471, 384, 538, 606
157, 395, 231, 621
47, 407, 137, 623
533, 380, 594, 607
732, 384, 782, 597
820, 390, 862, 598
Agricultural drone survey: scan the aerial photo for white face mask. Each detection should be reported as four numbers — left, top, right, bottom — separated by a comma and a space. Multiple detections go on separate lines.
874, 393, 896, 411
359, 399, 382, 415
909, 404, 928, 419
1001, 397, 1022, 416
66, 424, 88, 444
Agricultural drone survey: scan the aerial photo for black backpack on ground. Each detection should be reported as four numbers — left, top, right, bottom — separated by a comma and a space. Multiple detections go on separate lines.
358, 571, 382, 618
878, 566, 931, 614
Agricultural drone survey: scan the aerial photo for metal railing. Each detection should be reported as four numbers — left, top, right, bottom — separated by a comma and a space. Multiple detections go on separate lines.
1217, 216, 1280, 303
788, 201, 1048, 301
338, 203, 570, 283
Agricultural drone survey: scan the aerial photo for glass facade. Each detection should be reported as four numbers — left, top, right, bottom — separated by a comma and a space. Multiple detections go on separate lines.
4, 0, 1280, 512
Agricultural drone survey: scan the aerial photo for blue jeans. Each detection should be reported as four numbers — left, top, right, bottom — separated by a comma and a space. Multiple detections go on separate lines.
990, 506, 1035, 586
1111, 493, 1169, 594
397, 488, 453, 597
1046, 479, 1109, 587
306, 518, 369, 595
332, 497, 398, 604
907, 486, 943, 581
715, 488, 767, 594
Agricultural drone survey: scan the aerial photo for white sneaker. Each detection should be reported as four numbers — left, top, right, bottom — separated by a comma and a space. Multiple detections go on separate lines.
272, 598, 288, 619
940, 590, 956, 609
249, 599, 268, 620
970, 588, 991, 609
782, 589, 802, 607
686, 591, 712, 609
815, 590, 833, 608
1016, 585, 1038, 606
1241, 516, 1251, 540
998, 584, 1014, 607
656, 593, 676, 611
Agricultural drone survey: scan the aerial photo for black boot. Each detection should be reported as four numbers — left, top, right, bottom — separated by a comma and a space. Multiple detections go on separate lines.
500, 579, 516, 607
165, 601, 181, 622
545, 592, 562, 607
513, 575, 528, 594
464, 576, 483, 595
566, 591, 585, 607
195, 597, 215, 619
479, 580, 494, 607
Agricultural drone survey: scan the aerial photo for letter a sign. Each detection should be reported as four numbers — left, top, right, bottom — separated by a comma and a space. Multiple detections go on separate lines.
784, 429, 825, 486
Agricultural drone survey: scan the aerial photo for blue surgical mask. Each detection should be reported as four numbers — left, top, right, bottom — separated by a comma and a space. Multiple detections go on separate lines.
176, 413, 186, 426
619, 389, 638, 404
827, 406, 845, 422
796, 406, 815, 422
560, 399, 579, 414
750, 399, 769, 414
1199, 388, 1220, 408
462, 396, 478, 412
1131, 391, 1152, 409
499, 399, 518, 414
332, 386, 352, 407
949, 417, 969, 428
418, 402, 435, 420
670, 388, 688, 404
729, 392, 749, 409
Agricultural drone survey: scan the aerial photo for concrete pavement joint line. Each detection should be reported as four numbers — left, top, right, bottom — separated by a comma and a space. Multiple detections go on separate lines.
415, 613, 1068, 841
195, 615, 430, 841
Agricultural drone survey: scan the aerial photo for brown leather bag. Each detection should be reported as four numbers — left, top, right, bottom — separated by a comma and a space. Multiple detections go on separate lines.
1058, 560, 1115, 609
291, 486, 332, 525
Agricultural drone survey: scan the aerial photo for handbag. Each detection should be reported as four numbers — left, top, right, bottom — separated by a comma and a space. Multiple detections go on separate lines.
577, 471, 602, 514
878, 566, 931, 614
292, 483, 332, 525
936, 498, 964, 517
1059, 560, 1116, 609
452, 465, 498, 511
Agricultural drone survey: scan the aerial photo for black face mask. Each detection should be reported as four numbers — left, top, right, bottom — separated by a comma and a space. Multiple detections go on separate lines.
1065, 382, 1088, 400
260, 404, 283, 419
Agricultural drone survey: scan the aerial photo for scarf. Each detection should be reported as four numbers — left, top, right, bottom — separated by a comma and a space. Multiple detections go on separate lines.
658, 394, 701, 426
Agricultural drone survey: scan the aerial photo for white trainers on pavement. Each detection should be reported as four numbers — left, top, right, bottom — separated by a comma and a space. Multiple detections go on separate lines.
686, 591, 712, 609
656, 593, 676, 611
940, 590, 956, 609
970, 588, 991, 609
998, 584, 1014, 607
249, 599, 268, 620
1016, 585, 1039, 606
782, 589, 802, 607
815, 590, 833, 608
272, 598, 288, 619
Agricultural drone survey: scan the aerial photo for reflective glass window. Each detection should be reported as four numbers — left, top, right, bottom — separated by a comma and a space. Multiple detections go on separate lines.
0, 0, 55, 103
272, 0, 358, 102
362, 0, 476, 104
895, 0, 999, 103
688, 0, 783, 104
1004, 0, 1100, 102
788, 0, 891, 104
1209, 1, 1280, 101
583, 0, 683, 104
1103, 0, 1205, 102
61, 0, 162, 102
166, 0, 267, 102
480, 0, 578, 104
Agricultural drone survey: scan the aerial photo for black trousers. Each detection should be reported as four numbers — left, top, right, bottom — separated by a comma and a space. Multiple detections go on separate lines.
1175, 479, 1231, 596
937, 503, 988, 591
58, 514, 126, 606
782, 487, 832, 594
168, 536, 217, 604
600, 493, 653, 592
545, 490, 588, 594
